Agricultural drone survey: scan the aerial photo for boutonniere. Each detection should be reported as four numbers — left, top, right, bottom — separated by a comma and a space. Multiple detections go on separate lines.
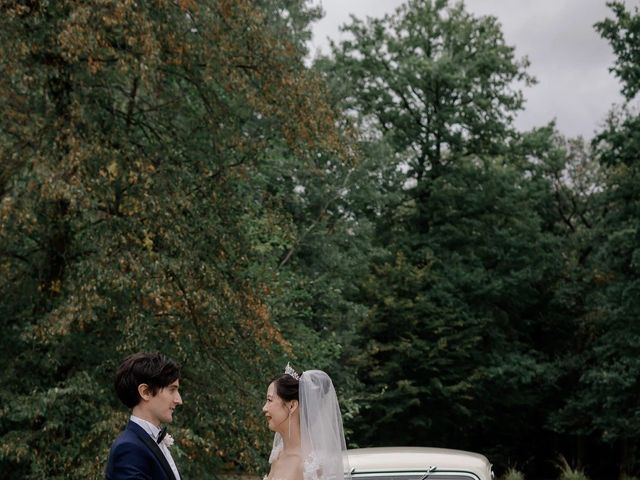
157, 427, 174, 448
161, 433, 175, 448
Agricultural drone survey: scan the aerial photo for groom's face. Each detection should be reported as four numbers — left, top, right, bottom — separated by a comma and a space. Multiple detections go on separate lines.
148, 379, 182, 425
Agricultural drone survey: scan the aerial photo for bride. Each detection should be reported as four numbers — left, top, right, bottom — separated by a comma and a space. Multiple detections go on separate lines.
262, 363, 349, 480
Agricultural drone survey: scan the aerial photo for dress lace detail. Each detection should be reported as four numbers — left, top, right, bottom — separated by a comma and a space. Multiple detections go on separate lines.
303, 453, 321, 480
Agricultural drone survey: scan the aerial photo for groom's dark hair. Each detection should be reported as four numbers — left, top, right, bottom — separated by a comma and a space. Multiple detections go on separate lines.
115, 352, 181, 408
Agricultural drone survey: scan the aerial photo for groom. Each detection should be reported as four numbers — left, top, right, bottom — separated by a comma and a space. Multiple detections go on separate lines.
106, 352, 183, 480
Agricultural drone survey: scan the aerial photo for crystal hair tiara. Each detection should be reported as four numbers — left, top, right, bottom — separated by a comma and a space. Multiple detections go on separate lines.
284, 362, 300, 380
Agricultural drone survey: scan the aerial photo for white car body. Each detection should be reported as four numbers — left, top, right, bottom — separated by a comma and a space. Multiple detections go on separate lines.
347, 447, 493, 480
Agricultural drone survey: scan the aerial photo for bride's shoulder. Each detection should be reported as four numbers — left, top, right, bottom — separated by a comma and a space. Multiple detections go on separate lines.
271, 447, 301, 465
275, 450, 304, 471
268, 449, 304, 480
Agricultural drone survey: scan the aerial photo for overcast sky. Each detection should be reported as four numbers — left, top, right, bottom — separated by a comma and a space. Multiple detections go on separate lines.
308, 0, 639, 139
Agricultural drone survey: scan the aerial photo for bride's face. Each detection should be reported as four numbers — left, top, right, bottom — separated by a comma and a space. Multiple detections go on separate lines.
262, 382, 289, 433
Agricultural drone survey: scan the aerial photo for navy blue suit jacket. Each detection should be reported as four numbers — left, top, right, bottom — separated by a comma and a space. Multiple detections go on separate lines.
105, 421, 177, 480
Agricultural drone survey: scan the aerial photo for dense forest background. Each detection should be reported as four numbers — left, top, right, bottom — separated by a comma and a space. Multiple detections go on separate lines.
1, 1, 640, 479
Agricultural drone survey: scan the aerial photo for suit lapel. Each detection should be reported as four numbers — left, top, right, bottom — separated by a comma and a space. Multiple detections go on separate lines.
127, 421, 177, 480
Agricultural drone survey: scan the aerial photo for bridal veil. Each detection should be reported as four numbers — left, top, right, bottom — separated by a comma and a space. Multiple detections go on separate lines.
269, 370, 350, 480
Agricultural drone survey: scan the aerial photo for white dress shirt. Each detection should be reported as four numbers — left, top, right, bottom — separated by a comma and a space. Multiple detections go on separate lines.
130, 415, 181, 480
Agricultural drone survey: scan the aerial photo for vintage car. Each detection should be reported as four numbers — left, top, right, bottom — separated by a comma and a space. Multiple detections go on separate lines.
346, 447, 493, 480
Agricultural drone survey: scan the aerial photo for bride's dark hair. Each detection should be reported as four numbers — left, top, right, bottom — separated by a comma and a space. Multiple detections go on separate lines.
272, 372, 300, 402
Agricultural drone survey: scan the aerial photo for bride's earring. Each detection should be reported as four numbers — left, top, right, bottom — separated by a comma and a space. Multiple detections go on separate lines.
288, 409, 291, 439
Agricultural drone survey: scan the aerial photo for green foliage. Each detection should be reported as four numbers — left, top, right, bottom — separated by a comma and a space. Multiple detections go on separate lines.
544, 2, 640, 477
548, 9, 640, 470
550, 109, 640, 446
0, 0, 357, 478
556, 455, 590, 480
317, 1, 635, 476
595, 2, 640, 100
326, 0, 533, 166
501, 468, 525, 480
321, 0, 581, 469
3, 0, 640, 478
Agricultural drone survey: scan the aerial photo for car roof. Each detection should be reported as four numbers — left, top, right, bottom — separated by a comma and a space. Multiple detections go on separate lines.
347, 447, 491, 477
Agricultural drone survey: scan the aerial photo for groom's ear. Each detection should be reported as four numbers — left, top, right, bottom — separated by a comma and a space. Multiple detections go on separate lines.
138, 383, 153, 401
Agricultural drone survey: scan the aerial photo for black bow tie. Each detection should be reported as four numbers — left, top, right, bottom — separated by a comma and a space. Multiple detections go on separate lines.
157, 427, 167, 444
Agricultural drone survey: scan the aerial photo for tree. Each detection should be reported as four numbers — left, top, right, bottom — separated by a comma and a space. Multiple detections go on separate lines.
596, 1, 640, 101
0, 1, 350, 477
546, 3, 640, 476
325, 0, 533, 229
322, 2, 596, 476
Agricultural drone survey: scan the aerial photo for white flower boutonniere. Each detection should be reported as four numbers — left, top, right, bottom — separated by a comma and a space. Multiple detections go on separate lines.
161, 433, 175, 448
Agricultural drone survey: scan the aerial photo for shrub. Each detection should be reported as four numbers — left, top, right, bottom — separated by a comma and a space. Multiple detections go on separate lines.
502, 467, 525, 480
557, 455, 590, 480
